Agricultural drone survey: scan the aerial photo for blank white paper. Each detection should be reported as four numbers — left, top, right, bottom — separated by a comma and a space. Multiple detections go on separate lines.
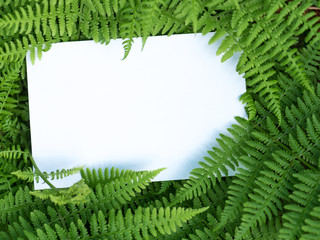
26, 33, 246, 189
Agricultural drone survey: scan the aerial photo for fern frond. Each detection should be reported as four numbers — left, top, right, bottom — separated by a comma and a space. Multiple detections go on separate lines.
30, 179, 91, 205
230, 0, 320, 121
140, 0, 167, 47
0, 145, 31, 199
0, 173, 19, 196
186, 214, 222, 240
173, 0, 205, 32
288, 1, 320, 44
0, 145, 28, 162
56, 207, 208, 239
1, 1, 320, 239
0, 38, 28, 63
235, 150, 297, 240
300, 39, 320, 83
80, 0, 120, 44
0, 34, 53, 64
2, 168, 166, 232
246, 217, 281, 240
190, 215, 281, 240
153, 180, 173, 195
215, 110, 288, 233
265, 0, 285, 19
0, 61, 22, 117
279, 170, 320, 239
239, 92, 256, 120
193, 177, 231, 211
215, 144, 272, 233
301, 196, 320, 240
285, 106, 320, 167
87, 168, 166, 210
4, 206, 208, 239
151, 0, 188, 37
1, 115, 30, 149
0, 0, 80, 37
0, 186, 36, 227
213, 12, 282, 121
172, 117, 249, 204
277, 72, 301, 108
0, 0, 32, 12
81, 166, 141, 188
12, 165, 84, 183
119, 2, 142, 59
11, 168, 35, 183
187, 227, 218, 240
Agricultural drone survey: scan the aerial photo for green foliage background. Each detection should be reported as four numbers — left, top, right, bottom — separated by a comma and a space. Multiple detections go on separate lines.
0, 0, 320, 239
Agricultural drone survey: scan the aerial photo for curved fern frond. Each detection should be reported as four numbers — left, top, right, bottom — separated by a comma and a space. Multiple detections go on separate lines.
172, 117, 249, 205
210, 11, 282, 121
239, 92, 256, 121
119, 1, 142, 59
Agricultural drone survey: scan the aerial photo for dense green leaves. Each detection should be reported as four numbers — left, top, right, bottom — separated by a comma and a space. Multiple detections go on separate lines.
0, 0, 320, 239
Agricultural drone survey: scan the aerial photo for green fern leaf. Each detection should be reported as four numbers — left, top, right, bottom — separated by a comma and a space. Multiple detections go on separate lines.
12, 165, 84, 183
279, 171, 320, 239
235, 150, 296, 240
140, 0, 166, 47
81, 166, 142, 188
239, 92, 256, 120
172, 117, 249, 204
174, 0, 203, 32
301, 196, 320, 240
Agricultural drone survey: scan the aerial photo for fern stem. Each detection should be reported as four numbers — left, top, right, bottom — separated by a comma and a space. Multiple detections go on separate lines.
308, 6, 320, 10
28, 154, 57, 189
